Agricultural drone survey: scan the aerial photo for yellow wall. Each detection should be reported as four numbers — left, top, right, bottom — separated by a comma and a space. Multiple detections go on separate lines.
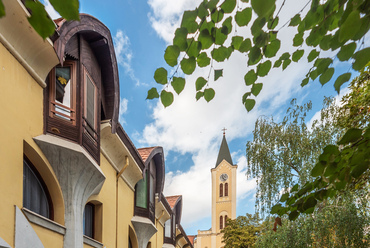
31, 224, 64, 248
0, 42, 64, 247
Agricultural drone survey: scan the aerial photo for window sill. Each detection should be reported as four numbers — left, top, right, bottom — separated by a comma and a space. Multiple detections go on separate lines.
22, 208, 66, 235
83, 235, 103, 248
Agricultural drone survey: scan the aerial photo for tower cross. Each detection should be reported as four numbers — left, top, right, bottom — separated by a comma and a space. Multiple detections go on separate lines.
222, 127, 227, 136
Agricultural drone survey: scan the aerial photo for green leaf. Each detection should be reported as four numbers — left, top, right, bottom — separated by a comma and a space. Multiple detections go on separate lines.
311, 162, 325, 177
315, 58, 332, 74
352, 47, 370, 71
339, 10, 361, 42
293, 32, 304, 47
337, 42, 356, 61
242, 92, 251, 103
146, 87, 159, 99
257, 60, 271, 77
173, 28, 188, 51
235, 8, 252, 27
292, 49, 304, 62
303, 196, 317, 212
289, 210, 299, 220
196, 77, 208, 91
270, 203, 282, 214
351, 162, 369, 178
206, 0, 219, 12
289, 14, 301, 26
334, 72, 351, 93
267, 17, 279, 30
220, 0, 236, 13
211, 9, 224, 23
254, 32, 269, 47
181, 10, 198, 33
273, 59, 282, 68
154, 67, 168, 85
301, 77, 309, 87
181, 57, 196, 75
231, 36, 243, 50
264, 39, 280, 58
171, 77, 185, 95
244, 99, 256, 111
319, 67, 334, 85
25, 0, 56, 39
49, 0, 79, 20
164, 45, 180, 67
291, 184, 299, 192
0, 0, 5, 17
319, 35, 332, 51
282, 59, 291, 70
196, 91, 204, 101
160, 90, 174, 107
279, 52, 290, 60
214, 28, 228, 45
198, 29, 214, 50
197, 52, 211, 67
251, 0, 275, 17
204, 88, 216, 102
244, 70, 257, 86
222, 17, 232, 35
251, 17, 266, 37
338, 128, 362, 145
197, 2, 208, 19
187, 40, 202, 58
214, 69, 223, 81
239, 39, 252, 53
248, 46, 262, 66
211, 46, 228, 62
251, 83, 263, 96
307, 49, 320, 62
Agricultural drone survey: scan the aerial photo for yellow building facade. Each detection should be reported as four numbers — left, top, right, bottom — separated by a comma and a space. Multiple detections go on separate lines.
194, 134, 237, 248
0, 1, 193, 248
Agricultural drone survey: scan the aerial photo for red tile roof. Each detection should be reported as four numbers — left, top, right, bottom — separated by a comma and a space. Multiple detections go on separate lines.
166, 195, 181, 209
187, 235, 195, 245
137, 147, 157, 162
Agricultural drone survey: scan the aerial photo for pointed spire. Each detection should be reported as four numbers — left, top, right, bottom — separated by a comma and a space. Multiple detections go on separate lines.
215, 131, 233, 167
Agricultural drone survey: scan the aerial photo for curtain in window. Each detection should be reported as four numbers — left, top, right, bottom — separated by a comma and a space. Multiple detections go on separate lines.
83, 204, 94, 238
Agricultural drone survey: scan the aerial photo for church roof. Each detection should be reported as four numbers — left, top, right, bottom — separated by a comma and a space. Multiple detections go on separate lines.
215, 134, 233, 167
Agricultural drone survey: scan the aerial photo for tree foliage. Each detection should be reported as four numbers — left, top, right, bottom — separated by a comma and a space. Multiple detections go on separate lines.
0, 0, 79, 39
150, 0, 370, 109
257, 196, 370, 248
246, 98, 342, 214
221, 214, 261, 248
271, 69, 370, 220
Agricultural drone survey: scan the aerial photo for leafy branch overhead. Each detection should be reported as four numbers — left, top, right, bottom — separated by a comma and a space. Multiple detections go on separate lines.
0, 0, 79, 39
149, 0, 370, 109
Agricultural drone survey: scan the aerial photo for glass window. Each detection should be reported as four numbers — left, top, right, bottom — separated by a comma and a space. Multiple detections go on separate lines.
165, 218, 171, 238
219, 183, 223, 197
23, 158, 50, 219
225, 215, 228, 227
136, 173, 148, 209
225, 183, 228, 197
85, 73, 96, 129
220, 215, 223, 229
83, 203, 94, 238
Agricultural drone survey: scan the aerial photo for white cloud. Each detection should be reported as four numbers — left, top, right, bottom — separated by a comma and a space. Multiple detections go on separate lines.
113, 30, 142, 86
119, 98, 129, 124
42, 0, 61, 20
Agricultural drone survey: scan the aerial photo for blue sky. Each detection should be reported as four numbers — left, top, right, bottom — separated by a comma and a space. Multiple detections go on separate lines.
44, 0, 367, 236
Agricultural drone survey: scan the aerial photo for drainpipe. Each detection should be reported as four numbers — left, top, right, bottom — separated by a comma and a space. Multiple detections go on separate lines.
116, 156, 129, 248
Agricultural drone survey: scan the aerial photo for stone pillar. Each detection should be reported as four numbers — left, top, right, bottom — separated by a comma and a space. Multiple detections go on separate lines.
131, 216, 157, 248
34, 135, 105, 248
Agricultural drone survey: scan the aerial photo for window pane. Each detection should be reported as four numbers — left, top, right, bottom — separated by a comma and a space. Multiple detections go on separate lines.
83, 204, 94, 238
136, 174, 148, 208
55, 67, 72, 118
86, 75, 95, 129
165, 218, 171, 237
23, 159, 50, 219
225, 183, 228, 197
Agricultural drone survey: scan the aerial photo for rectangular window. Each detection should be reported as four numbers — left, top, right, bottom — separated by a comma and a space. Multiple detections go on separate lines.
83, 203, 94, 238
165, 218, 171, 238
84, 71, 97, 139
136, 173, 148, 209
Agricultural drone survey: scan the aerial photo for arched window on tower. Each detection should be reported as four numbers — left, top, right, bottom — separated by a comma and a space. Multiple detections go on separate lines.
225, 183, 228, 197
219, 183, 223, 197
220, 215, 223, 229
225, 215, 228, 227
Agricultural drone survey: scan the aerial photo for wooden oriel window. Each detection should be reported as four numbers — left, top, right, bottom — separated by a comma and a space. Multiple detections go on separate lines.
49, 61, 76, 124
219, 183, 223, 197
225, 183, 228, 197
23, 157, 52, 219
83, 70, 98, 141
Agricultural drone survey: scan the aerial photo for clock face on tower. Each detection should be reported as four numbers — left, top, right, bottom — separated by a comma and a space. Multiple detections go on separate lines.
220, 173, 228, 182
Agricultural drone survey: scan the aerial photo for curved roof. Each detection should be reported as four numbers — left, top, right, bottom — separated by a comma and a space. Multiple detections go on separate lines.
138, 146, 166, 201
215, 134, 233, 167
52, 14, 120, 133
166, 195, 183, 224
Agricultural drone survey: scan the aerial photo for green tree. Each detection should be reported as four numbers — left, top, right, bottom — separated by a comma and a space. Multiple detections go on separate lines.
221, 214, 261, 248
246, 98, 342, 214
0, 0, 79, 38
149, 0, 370, 110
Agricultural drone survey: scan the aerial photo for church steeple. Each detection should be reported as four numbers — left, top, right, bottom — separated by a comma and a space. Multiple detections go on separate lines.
215, 132, 233, 167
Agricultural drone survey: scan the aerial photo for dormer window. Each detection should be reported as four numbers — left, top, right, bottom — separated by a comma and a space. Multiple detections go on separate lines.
84, 70, 98, 141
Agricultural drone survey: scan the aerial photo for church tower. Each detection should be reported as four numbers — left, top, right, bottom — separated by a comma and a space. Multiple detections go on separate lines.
194, 132, 237, 248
